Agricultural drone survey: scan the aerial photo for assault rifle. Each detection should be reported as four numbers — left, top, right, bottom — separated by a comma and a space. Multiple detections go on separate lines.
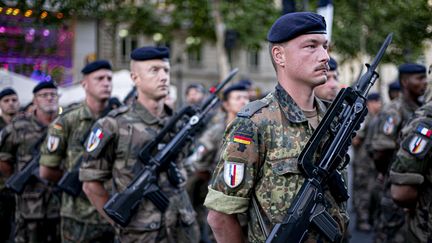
6, 134, 47, 194
103, 68, 239, 227
266, 34, 393, 243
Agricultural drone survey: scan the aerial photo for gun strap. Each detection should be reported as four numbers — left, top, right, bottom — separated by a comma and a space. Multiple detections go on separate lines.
252, 194, 271, 238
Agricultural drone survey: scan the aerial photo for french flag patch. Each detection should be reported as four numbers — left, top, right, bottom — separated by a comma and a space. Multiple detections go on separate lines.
223, 161, 245, 188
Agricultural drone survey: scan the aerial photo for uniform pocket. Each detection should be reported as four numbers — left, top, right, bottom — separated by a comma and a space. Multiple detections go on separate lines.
269, 157, 300, 175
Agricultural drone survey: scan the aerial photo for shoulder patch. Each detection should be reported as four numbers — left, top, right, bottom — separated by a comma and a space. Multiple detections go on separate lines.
237, 100, 270, 118
223, 161, 245, 188
107, 105, 129, 118
382, 115, 396, 135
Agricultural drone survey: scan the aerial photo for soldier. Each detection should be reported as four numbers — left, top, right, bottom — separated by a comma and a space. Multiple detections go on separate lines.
351, 92, 382, 231
186, 83, 250, 242
0, 82, 61, 243
0, 87, 20, 130
185, 83, 206, 106
314, 57, 340, 102
39, 60, 115, 242
389, 85, 432, 243
0, 87, 20, 242
388, 80, 401, 101
79, 46, 199, 242
204, 12, 348, 242
370, 63, 427, 243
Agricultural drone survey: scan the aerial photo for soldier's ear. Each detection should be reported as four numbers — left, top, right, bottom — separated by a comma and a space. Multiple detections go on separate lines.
272, 45, 285, 68
130, 72, 138, 86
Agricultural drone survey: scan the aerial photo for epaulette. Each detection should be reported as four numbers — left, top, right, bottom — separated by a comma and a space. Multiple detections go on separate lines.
237, 99, 270, 118
107, 105, 129, 117
59, 103, 82, 117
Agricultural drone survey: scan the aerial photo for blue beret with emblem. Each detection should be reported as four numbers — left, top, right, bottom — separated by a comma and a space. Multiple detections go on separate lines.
81, 60, 112, 75
223, 83, 248, 101
398, 63, 426, 75
130, 46, 170, 61
329, 57, 337, 71
33, 82, 57, 94
267, 12, 326, 43
0, 87, 17, 100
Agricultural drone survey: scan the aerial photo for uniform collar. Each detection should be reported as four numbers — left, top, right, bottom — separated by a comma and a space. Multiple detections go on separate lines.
133, 101, 172, 125
274, 84, 327, 123
79, 102, 95, 121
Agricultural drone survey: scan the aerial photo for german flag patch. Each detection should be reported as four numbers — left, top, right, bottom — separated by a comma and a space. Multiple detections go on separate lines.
233, 135, 252, 145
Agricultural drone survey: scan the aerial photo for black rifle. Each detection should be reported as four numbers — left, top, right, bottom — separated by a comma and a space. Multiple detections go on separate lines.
103, 68, 239, 227
6, 134, 48, 194
57, 106, 114, 197
266, 34, 393, 243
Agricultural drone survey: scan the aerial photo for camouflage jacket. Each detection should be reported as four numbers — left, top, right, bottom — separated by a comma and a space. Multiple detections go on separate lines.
390, 101, 432, 242
40, 102, 110, 224
371, 95, 420, 152
204, 84, 349, 242
79, 102, 196, 233
0, 112, 61, 219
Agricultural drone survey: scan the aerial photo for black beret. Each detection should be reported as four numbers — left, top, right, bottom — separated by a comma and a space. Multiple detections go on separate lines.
223, 83, 248, 100
398, 63, 426, 75
81, 60, 112, 75
0, 87, 17, 100
130, 46, 170, 61
388, 80, 401, 91
329, 57, 338, 71
267, 12, 326, 43
33, 82, 57, 94
367, 92, 380, 101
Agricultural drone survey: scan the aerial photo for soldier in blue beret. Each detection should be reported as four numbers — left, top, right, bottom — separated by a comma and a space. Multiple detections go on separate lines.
370, 63, 427, 242
80, 46, 199, 242
39, 60, 116, 242
205, 12, 349, 242
315, 57, 340, 102
388, 80, 401, 100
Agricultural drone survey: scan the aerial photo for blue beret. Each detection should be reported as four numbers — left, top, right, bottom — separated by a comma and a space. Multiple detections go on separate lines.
223, 83, 248, 100
33, 82, 57, 94
329, 57, 337, 71
131, 46, 170, 61
367, 92, 380, 101
388, 80, 401, 91
398, 63, 426, 75
0, 88, 17, 100
267, 12, 326, 43
81, 60, 112, 75
238, 79, 252, 89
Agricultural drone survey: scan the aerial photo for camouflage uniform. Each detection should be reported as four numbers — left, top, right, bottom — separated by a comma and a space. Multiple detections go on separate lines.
0, 115, 15, 242
39, 103, 114, 243
0, 113, 61, 243
390, 101, 432, 243
352, 114, 378, 229
370, 96, 420, 243
79, 102, 199, 243
204, 85, 349, 242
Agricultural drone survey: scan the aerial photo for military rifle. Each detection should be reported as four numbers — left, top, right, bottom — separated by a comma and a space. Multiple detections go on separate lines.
6, 134, 47, 194
103, 68, 239, 227
266, 34, 393, 243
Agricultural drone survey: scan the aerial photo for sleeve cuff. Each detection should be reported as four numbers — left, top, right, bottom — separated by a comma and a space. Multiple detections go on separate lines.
39, 154, 62, 167
204, 187, 249, 214
79, 168, 111, 182
389, 170, 424, 185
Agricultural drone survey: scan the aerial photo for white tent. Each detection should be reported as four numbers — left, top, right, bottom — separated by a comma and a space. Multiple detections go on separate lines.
0, 69, 38, 106
58, 69, 135, 106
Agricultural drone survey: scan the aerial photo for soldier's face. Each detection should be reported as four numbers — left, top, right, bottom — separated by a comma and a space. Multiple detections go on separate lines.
34, 88, 59, 114
186, 88, 205, 106
0, 94, 19, 116
277, 34, 329, 87
314, 70, 340, 101
82, 69, 113, 102
223, 90, 250, 115
131, 60, 170, 101
404, 73, 427, 98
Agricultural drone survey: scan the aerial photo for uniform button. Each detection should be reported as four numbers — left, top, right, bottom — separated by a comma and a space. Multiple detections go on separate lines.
150, 223, 157, 229
278, 164, 283, 171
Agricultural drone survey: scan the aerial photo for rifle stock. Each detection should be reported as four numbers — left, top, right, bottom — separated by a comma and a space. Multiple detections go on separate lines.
103, 68, 239, 227
266, 34, 392, 243
6, 154, 40, 194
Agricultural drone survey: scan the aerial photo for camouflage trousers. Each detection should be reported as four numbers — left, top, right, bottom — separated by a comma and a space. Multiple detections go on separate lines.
0, 188, 15, 242
352, 161, 376, 228
373, 193, 407, 243
15, 216, 60, 243
61, 217, 115, 243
